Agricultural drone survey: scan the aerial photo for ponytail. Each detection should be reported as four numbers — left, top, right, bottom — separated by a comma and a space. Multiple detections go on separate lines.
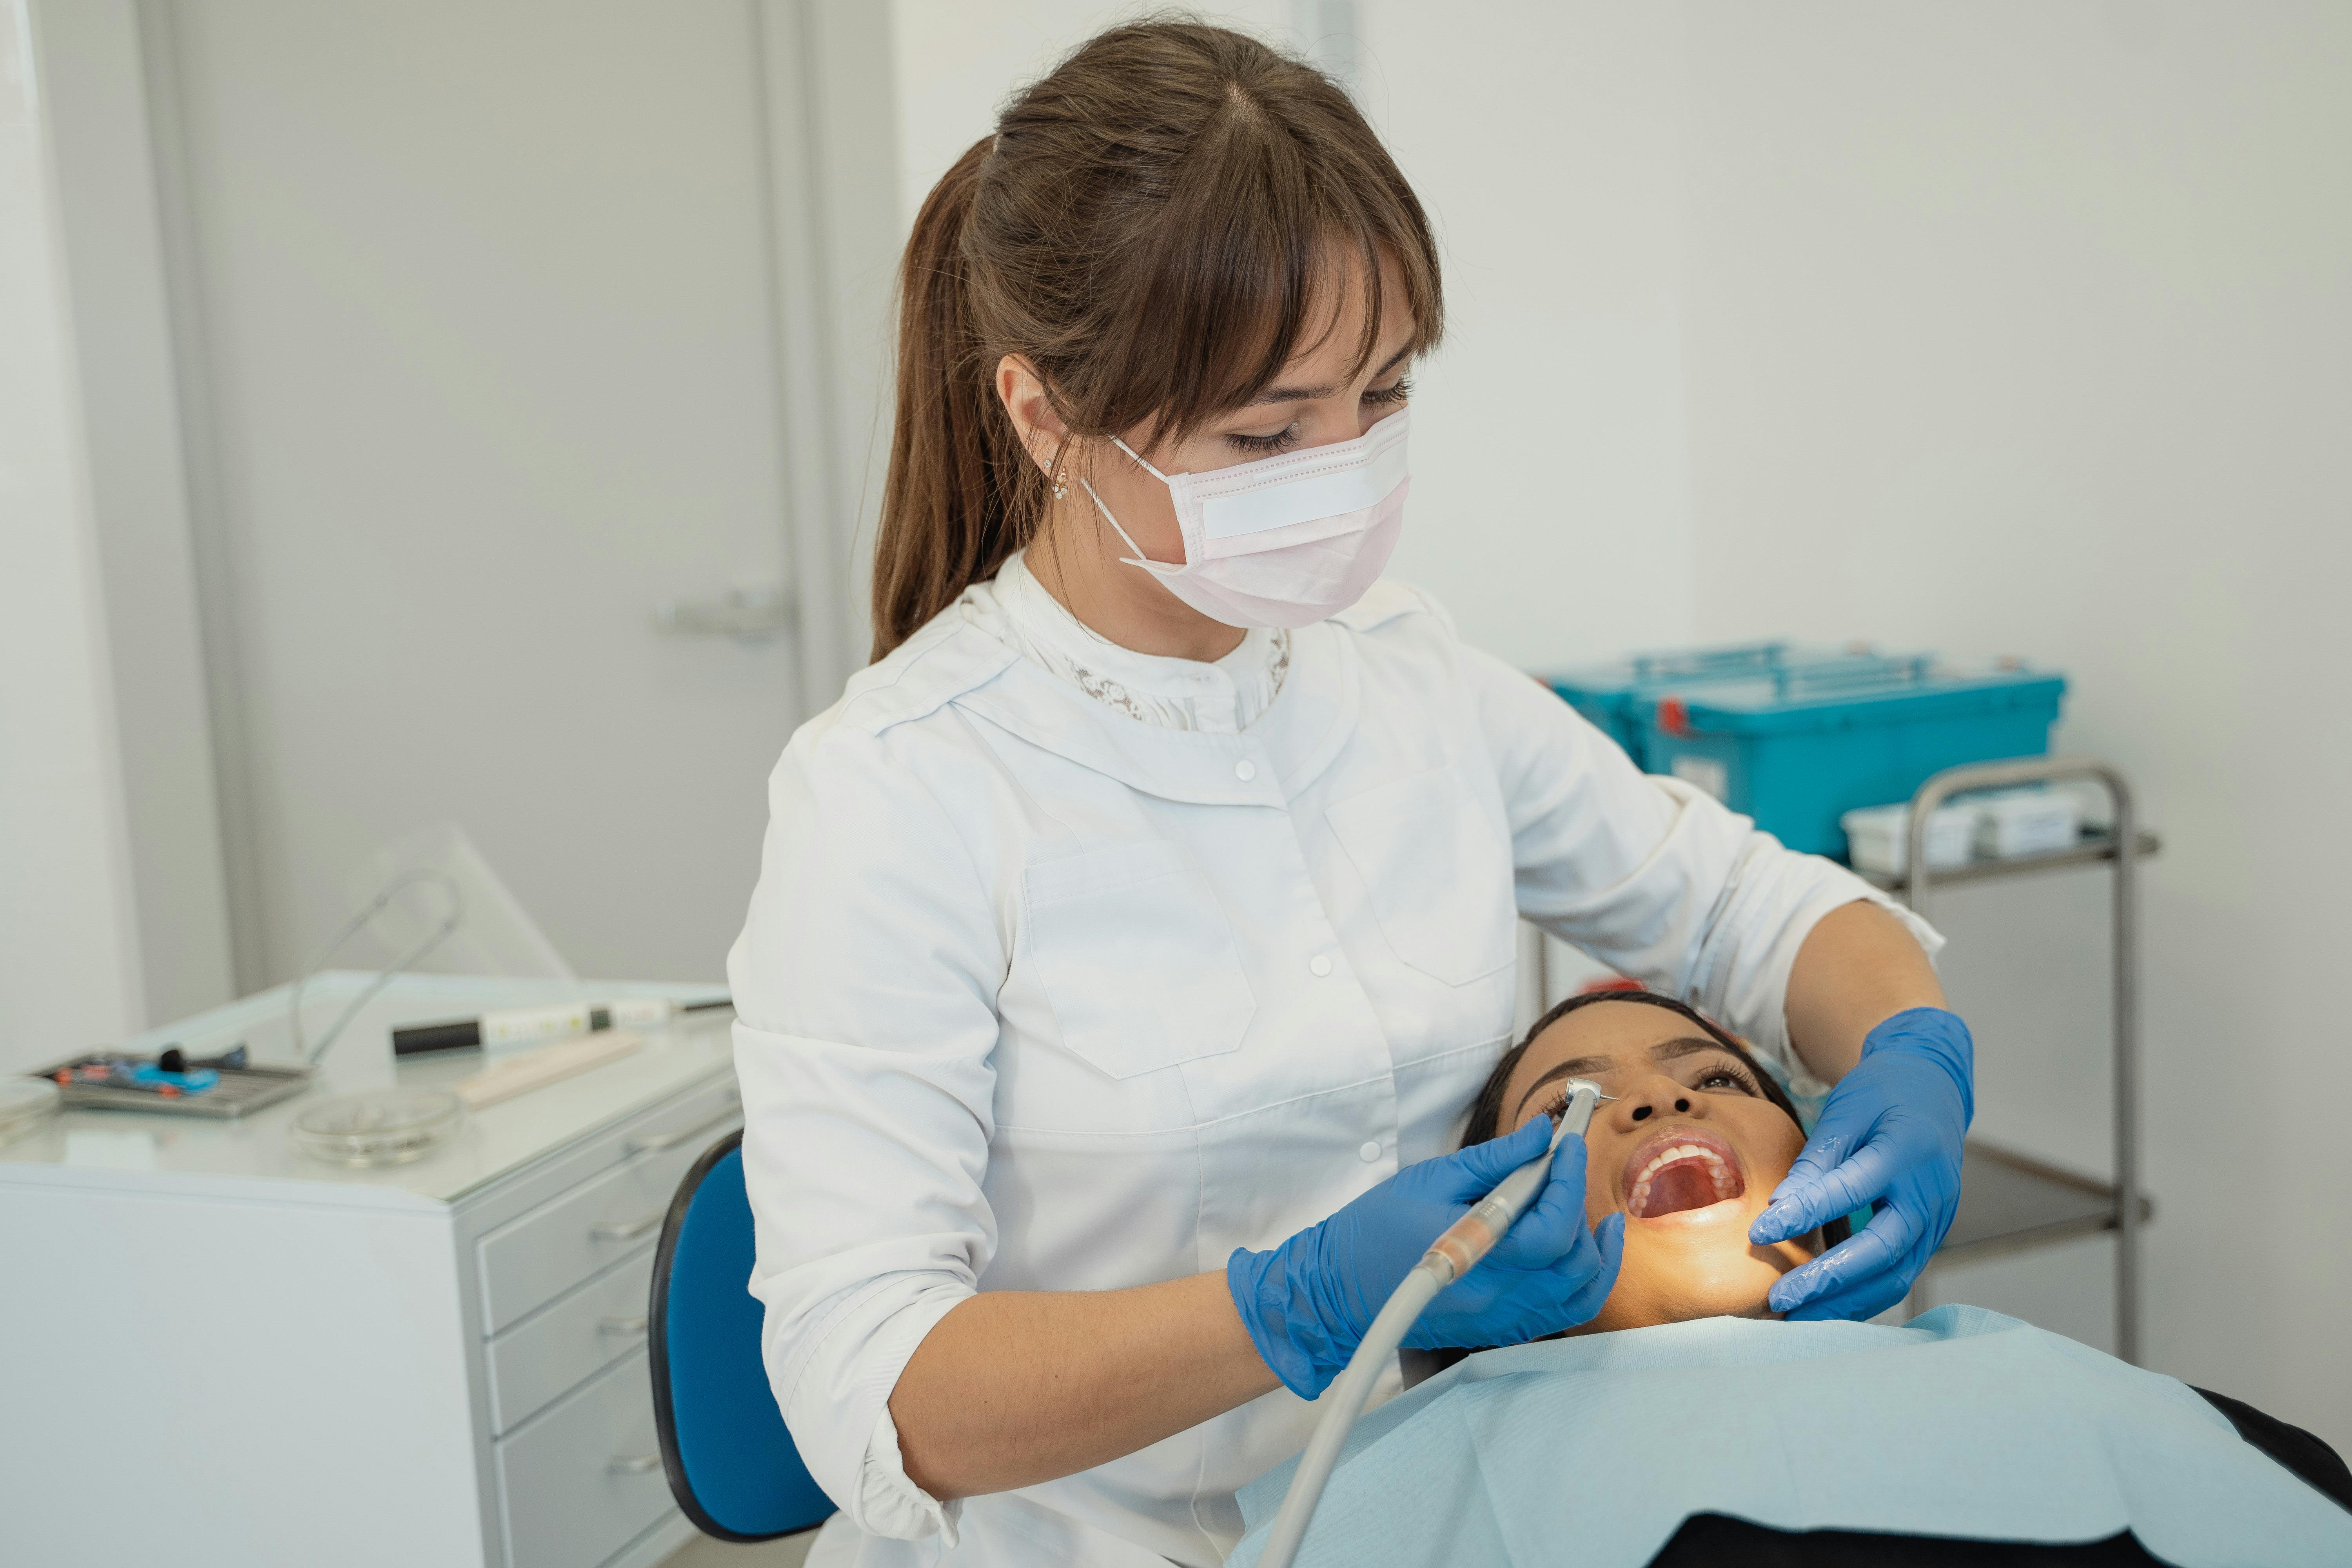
870, 136, 1046, 661
866, 22, 1443, 662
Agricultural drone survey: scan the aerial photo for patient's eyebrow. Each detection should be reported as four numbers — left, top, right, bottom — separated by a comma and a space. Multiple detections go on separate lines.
1509, 1036, 1740, 1120
1648, 1036, 1728, 1065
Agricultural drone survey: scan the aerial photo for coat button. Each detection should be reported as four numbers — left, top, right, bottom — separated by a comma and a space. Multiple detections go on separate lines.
1310, 955, 1333, 977
1358, 1141, 1382, 1163
1234, 759, 1257, 782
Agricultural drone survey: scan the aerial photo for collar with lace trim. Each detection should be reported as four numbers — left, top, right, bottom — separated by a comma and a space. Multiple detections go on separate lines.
989, 550, 1290, 735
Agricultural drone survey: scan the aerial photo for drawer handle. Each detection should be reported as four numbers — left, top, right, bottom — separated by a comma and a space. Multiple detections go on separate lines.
599, 1314, 649, 1336
624, 1107, 739, 1157
592, 1214, 662, 1243
608, 1453, 663, 1476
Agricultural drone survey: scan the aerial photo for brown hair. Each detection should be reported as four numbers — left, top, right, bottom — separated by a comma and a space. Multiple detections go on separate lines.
869, 16, 1445, 659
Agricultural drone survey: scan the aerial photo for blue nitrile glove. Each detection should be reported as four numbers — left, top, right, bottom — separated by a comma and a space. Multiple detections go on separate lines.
1228, 1117, 1626, 1398
1749, 1006, 1974, 1321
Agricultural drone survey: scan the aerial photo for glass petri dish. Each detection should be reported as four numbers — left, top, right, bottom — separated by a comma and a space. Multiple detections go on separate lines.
291, 1088, 464, 1167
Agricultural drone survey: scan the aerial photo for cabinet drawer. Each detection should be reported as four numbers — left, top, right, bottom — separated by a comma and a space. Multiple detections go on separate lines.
489, 1248, 658, 1434
497, 1348, 671, 1568
478, 1096, 738, 1333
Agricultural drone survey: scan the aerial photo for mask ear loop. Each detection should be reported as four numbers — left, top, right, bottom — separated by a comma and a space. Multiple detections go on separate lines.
1080, 436, 1185, 576
1109, 435, 1171, 483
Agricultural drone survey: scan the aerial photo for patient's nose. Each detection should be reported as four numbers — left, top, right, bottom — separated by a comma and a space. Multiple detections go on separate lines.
1613, 1071, 1704, 1127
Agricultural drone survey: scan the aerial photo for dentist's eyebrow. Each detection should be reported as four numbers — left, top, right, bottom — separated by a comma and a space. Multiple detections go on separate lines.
1246, 342, 1414, 407
1509, 1037, 1738, 1120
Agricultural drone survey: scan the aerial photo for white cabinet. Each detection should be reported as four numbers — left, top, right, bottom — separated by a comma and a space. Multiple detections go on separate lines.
497, 1352, 674, 1568
477, 1122, 725, 1334
0, 975, 744, 1568
488, 1250, 659, 1436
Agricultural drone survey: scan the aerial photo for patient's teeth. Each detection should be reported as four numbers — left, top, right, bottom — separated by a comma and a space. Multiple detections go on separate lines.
1626, 1135, 1746, 1220
1637, 1143, 1731, 1186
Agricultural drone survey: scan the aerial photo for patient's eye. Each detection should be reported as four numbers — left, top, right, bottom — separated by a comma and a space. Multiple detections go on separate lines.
1693, 1059, 1760, 1096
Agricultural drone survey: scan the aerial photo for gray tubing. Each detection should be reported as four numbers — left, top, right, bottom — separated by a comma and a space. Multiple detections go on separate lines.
1254, 1264, 1443, 1568
1254, 1082, 1601, 1568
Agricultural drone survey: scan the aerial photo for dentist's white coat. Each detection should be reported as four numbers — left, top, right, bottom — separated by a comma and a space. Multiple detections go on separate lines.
728, 579, 1929, 1568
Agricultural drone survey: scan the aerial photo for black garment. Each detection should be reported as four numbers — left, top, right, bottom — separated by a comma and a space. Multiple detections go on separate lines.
1637, 1390, 2348, 1566
1647, 1515, 2176, 1566
2191, 1385, 2352, 1515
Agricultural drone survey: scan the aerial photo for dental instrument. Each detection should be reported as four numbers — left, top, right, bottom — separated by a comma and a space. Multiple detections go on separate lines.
1256, 1079, 1610, 1568
391, 994, 731, 1056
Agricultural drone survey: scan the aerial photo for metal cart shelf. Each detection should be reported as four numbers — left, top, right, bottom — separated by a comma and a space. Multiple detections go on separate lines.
1858, 829, 2161, 895
1939, 1143, 2153, 1267
1872, 755, 2156, 1362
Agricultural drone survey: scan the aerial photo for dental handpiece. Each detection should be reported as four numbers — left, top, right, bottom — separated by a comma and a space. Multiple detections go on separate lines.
1256, 1080, 1607, 1568
1422, 1078, 1604, 1287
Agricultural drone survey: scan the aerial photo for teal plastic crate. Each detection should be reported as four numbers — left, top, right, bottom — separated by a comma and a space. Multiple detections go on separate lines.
1546, 641, 1910, 769
1633, 659, 2068, 856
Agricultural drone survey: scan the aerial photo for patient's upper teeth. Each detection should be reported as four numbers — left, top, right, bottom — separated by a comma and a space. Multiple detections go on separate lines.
1638, 1143, 1728, 1183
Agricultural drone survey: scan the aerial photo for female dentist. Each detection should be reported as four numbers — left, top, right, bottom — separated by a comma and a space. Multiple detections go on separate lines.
729, 20, 1970, 1568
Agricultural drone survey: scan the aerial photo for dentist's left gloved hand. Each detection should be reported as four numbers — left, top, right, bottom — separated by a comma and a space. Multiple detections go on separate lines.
1750, 1006, 1973, 1321
1228, 1117, 1625, 1399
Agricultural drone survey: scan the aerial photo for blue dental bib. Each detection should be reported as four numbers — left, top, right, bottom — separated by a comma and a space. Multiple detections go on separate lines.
1230, 1306, 2350, 1567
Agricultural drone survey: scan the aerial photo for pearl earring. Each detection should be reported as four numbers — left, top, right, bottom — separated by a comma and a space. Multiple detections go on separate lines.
1053, 466, 1069, 500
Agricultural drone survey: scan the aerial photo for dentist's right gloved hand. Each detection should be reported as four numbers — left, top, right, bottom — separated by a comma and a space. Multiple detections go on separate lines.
1227, 1118, 1626, 1399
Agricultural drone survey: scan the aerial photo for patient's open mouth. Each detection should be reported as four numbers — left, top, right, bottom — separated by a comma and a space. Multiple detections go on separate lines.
1620, 1127, 1745, 1219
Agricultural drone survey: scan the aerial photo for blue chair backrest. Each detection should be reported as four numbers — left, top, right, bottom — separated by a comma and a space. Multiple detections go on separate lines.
650, 1130, 836, 1541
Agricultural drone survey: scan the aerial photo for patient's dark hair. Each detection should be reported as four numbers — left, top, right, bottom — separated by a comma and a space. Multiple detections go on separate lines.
1466, 987, 1851, 1247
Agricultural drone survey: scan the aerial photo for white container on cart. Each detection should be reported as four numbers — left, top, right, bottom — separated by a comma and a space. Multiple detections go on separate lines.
1974, 787, 2082, 860
1840, 801, 1977, 877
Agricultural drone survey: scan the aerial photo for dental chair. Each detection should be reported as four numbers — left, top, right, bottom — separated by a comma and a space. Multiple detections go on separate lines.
649, 1129, 837, 1542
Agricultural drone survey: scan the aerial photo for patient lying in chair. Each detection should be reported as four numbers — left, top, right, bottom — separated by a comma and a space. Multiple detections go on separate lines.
1230, 991, 2352, 1568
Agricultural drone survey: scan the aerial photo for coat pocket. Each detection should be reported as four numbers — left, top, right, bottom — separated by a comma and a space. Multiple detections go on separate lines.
1326, 764, 1517, 986
1022, 841, 1257, 1080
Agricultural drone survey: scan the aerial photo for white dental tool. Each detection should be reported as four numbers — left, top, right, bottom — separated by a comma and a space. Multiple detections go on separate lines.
1256, 1079, 1609, 1568
389, 995, 731, 1056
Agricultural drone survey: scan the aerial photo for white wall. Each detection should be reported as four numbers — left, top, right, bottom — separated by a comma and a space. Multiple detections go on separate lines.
1365, 2, 1697, 668
0, 0, 146, 1069
1675, 0, 2352, 1446
886, 1, 2352, 1448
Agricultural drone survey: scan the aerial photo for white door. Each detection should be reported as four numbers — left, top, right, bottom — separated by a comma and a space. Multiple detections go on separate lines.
145, 0, 880, 984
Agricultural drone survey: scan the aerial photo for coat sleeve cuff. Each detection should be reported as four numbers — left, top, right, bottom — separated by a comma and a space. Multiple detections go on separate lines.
851, 1403, 963, 1545
768, 1274, 971, 1538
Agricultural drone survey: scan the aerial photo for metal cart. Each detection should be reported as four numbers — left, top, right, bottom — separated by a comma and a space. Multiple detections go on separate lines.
1866, 754, 2158, 1364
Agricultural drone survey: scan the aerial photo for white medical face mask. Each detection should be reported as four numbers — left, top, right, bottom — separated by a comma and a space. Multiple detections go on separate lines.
1079, 407, 1411, 630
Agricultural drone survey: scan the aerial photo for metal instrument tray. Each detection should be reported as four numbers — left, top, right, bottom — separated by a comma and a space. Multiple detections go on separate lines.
30, 1051, 313, 1119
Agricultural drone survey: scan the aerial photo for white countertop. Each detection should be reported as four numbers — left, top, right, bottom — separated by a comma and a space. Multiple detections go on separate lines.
0, 973, 737, 1210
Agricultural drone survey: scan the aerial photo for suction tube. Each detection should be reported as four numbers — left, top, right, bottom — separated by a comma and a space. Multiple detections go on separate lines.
1254, 1080, 1606, 1568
